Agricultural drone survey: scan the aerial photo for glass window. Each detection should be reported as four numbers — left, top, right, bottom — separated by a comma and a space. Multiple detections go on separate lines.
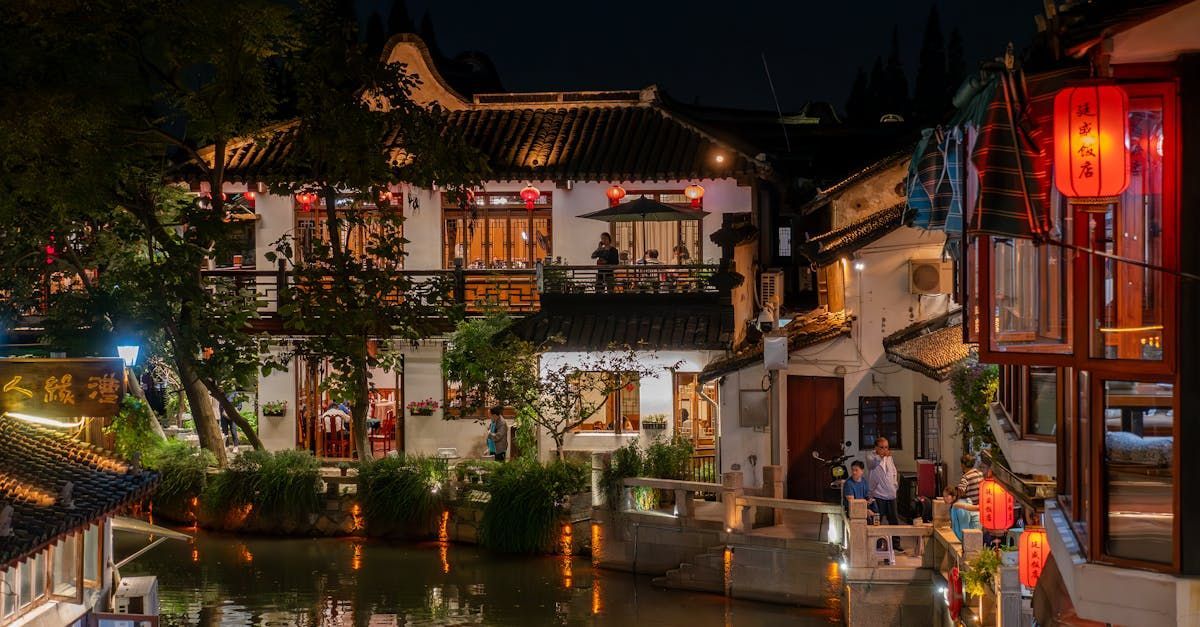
914, 401, 940, 460
612, 191, 702, 264
83, 525, 99, 586
858, 397, 901, 450
31, 552, 44, 600
1059, 368, 1075, 514
1102, 380, 1174, 564
1028, 367, 1057, 437
990, 231, 1070, 354
296, 193, 399, 267
674, 373, 718, 450
1086, 97, 1167, 361
1078, 371, 1091, 550
442, 192, 551, 269
17, 560, 30, 608
574, 374, 639, 434
52, 536, 78, 597
965, 236, 981, 343
3, 567, 14, 617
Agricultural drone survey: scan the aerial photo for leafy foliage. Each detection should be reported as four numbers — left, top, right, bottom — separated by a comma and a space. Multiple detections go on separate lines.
202, 450, 322, 522
962, 547, 1002, 598
441, 313, 539, 420
949, 359, 1001, 457
144, 440, 215, 516
357, 455, 449, 536
644, 435, 695, 480
601, 437, 695, 510
479, 459, 587, 554
106, 397, 163, 462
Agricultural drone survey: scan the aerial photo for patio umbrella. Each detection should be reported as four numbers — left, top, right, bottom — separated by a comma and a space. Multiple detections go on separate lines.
579, 195, 709, 260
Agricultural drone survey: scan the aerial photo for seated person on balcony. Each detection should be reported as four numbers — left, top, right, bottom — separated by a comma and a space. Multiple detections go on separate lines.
637, 249, 662, 265
673, 244, 691, 265
943, 454, 983, 542
843, 460, 869, 513
590, 232, 619, 292
867, 437, 903, 553
679, 408, 691, 435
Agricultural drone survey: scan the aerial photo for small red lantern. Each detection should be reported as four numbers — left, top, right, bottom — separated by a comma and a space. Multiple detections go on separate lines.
606, 184, 627, 207
948, 566, 964, 620
378, 190, 394, 206
1019, 526, 1050, 588
683, 183, 705, 208
296, 192, 317, 210
978, 477, 1015, 530
1053, 84, 1130, 199
45, 234, 56, 266
520, 184, 540, 210
243, 191, 256, 208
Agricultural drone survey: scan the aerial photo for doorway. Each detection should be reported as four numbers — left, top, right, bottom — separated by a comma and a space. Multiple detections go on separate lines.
786, 375, 844, 501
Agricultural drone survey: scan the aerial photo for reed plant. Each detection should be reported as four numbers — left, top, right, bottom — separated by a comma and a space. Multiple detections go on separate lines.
479, 458, 588, 553
357, 455, 449, 536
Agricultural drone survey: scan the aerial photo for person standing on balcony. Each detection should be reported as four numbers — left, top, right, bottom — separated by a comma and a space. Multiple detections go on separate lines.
867, 437, 903, 552
591, 232, 619, 292
487, 406, 508, 462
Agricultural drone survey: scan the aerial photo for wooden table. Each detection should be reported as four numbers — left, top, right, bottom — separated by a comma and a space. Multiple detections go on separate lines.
1107, 385, 1173, 436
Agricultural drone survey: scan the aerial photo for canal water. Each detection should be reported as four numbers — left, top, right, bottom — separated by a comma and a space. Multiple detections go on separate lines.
116, 530, 841, 626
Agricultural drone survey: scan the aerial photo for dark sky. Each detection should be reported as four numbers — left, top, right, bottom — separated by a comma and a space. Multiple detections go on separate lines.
368, 0, 1044, 111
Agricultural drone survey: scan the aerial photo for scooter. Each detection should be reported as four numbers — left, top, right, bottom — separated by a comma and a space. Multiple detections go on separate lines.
812, 441, 854, 501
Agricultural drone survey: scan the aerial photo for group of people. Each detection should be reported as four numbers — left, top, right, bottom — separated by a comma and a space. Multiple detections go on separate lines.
590, 232, 692, 267
842, 437, 994, 554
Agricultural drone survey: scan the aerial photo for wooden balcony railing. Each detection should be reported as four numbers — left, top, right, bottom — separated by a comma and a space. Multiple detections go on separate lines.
538, 263, 719, 295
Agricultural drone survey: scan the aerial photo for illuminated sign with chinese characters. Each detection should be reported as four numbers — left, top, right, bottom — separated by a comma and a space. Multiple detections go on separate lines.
0, 359, 126, 419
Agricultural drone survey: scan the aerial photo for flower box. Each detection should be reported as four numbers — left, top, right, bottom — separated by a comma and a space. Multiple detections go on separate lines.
262, 401, 287, 417
409, 408, 435, 417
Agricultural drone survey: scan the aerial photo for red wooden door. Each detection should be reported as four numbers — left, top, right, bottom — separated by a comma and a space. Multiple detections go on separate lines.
786, 376, 845, 501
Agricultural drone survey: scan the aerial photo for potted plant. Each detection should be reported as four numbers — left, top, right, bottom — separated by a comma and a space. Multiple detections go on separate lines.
337, 461, 350, 477
407, 398, 440, 417
262, 400, 288, 417
642, 413, 668, 432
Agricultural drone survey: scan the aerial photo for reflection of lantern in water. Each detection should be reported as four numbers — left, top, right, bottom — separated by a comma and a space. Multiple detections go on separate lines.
239, 545, 253, 563
351, 543, 362, 571
722, 546, 733, 596
591, 575, 603, 615
591, 522, 602, 568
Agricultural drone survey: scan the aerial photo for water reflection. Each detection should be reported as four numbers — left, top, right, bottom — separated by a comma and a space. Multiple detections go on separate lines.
117, 530, 841, 626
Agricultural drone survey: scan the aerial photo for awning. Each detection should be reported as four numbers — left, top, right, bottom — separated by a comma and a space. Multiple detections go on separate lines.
882, 308, 972, 382
112, 516, 190, 569
579, 196, 709, 222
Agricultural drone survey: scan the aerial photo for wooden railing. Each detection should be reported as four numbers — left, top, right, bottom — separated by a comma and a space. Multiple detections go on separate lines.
538, 263, 719, 295
687, 454, 717, 483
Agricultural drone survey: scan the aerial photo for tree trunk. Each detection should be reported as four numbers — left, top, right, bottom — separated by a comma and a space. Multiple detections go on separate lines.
125, 369, 166, 441
352, 360, 371, 462
210, 383, 265, 451
178, 355, 228, 467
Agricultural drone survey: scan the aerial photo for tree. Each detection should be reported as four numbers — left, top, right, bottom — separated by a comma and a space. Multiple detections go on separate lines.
528, 349, 663, 458
441, 313, 539, 420
387, 0, 415, 35
844, 67, 870, 124
867, 56, 887, 123
882, 26, 910, 120
914, 5, 948, 123
0, 0, 292, 464
263, 0, 486, 461
946, 28, 967, 100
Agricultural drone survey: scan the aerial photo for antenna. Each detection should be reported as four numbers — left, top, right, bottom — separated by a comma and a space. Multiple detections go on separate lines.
761, 52, 792, 153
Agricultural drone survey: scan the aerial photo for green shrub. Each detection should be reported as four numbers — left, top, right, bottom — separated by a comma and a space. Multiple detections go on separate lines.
202, 449, 322, 522
601, 440, 643, 505
645, 435, 694, 480
962, 548, 1002, 597
357, 455, 449, 536
144, 440, 214, 515
479, 459, 587, 553
106, 397, 162, 461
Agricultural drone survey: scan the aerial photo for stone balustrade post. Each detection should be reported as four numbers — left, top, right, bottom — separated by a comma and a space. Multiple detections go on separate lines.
722, 471, 744, 532
961, 528, 984, 562
933, 498, 950, 529
674, 489, 695, 520
591, 453, 610, 508
762, 464, 784, 524
998, 564, 1021, 627
847, 497, 869, 568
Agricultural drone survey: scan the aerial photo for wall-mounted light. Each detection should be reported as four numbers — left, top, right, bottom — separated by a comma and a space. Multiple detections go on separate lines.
117, 344, 140, 368
853, 261, 866, 272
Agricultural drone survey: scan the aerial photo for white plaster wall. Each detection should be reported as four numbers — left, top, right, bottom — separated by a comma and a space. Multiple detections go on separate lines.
396, 342, 485, 457
716, 365, 772, 489
257, 346, 297, 451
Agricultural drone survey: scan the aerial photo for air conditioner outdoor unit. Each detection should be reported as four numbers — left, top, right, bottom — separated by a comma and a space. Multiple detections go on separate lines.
759, 269, 785, 313
908, 259, 953, 295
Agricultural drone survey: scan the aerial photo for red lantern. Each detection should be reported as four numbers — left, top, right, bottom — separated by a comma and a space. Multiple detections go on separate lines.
378, 190, 394, 206
1053, 84, 1130, 199
1019, 526, 1050, 588
45, 234, 55, 266
683, 183, 705, 208
978, 477, 1015, 530
520, 184, 540, 210
948, 566, 964, 620
296, 192, 317, 210
244, 191, 256, 208
606, 184, 627, 207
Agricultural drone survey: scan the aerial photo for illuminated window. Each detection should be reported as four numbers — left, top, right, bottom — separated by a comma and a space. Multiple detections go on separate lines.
83, 525, 99, 587
674, 373, 718, 450
1102, 380, 1173, 564
989, 195, 1071, 354
295, 193, 400, 267
612, 191, 701, 264
51, 535, 77, 597
574, 374, 640, 433
442, 192, 551, 269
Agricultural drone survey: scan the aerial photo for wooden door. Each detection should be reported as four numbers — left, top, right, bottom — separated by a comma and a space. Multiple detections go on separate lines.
786, 376, 845, 501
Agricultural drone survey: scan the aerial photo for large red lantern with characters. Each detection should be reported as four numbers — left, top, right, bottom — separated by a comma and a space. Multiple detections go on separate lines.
683, 183, 705, 208
1019, 526, 1050, 588
978, 477, 1014, 530
1053, 84, 1130, 199
606, 184, 626, 207
520, 184, 540, 210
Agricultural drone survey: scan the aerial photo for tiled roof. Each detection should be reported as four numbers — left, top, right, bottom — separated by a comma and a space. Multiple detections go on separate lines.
800, 149, 913, 213
1057, 0, 1191, 57
510, 299, 734, 352
190, 102, 767, 184
0, 417, 157, 566
799, 203, 907, 267
700, 309, 852, 381
882, 309, 973, 381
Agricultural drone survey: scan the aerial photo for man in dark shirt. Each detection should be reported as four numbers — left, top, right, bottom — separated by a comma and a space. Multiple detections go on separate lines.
591, 232, 619, 292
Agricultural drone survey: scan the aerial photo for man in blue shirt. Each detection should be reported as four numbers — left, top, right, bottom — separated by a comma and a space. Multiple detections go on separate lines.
843, 460, 869, 513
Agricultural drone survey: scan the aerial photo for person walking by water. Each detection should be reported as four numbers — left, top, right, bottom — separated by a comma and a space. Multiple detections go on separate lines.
487, 406, 509, 462
867, 436, 903, 552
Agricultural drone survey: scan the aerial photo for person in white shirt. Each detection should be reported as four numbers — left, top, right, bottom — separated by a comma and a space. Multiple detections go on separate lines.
866, 436, 904, 552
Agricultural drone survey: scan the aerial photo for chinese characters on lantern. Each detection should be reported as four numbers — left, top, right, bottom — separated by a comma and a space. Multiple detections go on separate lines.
1053, 84, 1130, 199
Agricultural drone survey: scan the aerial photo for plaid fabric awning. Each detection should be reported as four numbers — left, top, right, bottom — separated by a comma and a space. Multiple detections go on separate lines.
907, 126, 964, 236
968, 66, 1089, 239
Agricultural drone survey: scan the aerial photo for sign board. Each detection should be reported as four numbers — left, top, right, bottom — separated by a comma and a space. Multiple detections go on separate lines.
763, 335, 788, 371
0, 358, 126, 420
738, 389, 768, 427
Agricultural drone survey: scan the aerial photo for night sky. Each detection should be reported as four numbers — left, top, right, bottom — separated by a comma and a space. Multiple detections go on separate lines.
368, 0, 1044, 111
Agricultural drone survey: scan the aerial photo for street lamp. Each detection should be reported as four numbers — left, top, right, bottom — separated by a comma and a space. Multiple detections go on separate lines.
117, 344, 140, 368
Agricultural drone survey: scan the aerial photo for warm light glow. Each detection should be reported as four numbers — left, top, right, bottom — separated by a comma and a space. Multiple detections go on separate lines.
520, 184, 541, 210
853, 261, 866, 272
722, 546, 733, 596
350, 504, 363, 531
239, 544, 253, 563
1019, 526, 1050, 588
3, 411, 85, 430
978, 478, 1015, 530
683, 184, 705, 208
591, 575, 603, 615
714, 153, 726, 164
0, 473, 56, 506
605, 184, 626, 207
351, 543, 363, 571
1098, 324, 1164, 333
1054, 84, 1130, 199
591, 523, 602, 568
438, 510, 450, 543
560, 523, 573, 556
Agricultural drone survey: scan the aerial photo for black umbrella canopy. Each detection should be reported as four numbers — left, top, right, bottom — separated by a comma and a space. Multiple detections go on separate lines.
579, 195, 709, 222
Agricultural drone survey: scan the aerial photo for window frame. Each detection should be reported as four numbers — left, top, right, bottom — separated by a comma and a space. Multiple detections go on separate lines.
858, 396, 902, 451
441, 191, 552, 269
294, 193, 401, 267
913, 400, 939, 460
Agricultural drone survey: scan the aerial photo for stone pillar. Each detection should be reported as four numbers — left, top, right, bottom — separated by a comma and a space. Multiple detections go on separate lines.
933, 498, 950, 529
847, 497, 869, 568
962, 528, 983, 561
762, 464, 784, 524
998, 564, 1022, 627
591, 452, 610, 508
722, 471, 744, 532
674, 489, 695, 519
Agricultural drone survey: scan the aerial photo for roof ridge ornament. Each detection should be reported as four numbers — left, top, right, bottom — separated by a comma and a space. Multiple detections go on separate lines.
58, 481, 75, 510
0, 504, 11, 537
